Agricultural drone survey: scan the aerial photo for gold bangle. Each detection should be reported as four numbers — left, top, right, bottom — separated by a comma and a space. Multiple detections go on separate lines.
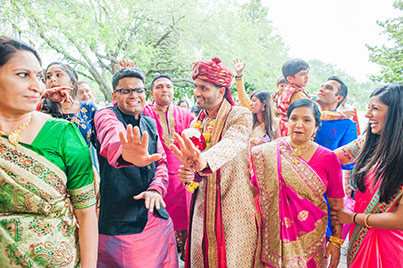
330, 241, 341, 249
329, 236, 344, 245
364, 213, 372, 229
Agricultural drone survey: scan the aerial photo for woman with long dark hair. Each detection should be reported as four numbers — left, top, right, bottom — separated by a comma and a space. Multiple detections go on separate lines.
232, 59, 280, 146
333, 83, 403, 267
250, 89, 280, 145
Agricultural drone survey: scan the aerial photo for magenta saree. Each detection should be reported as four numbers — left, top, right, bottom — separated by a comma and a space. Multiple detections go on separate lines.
348, 171, 403, 268
251, 139, 334, 267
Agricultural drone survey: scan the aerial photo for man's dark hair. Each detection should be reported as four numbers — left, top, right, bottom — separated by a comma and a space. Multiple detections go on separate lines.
327, 76, 348, 107
112, 67, 146, 90
150, 74, 172, 91
281, 58, 309, 81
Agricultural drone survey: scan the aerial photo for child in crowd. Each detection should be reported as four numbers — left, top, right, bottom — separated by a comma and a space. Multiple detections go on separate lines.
272, 77, 288, 117
277, 58, 310, 136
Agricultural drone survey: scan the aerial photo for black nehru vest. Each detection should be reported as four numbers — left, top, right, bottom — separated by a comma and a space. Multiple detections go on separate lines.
97, 106, 158, 235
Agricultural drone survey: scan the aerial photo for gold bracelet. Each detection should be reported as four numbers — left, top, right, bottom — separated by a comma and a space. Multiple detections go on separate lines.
330, 241, 341, 249
364, 213, 372, 229
329, 236, 344, 245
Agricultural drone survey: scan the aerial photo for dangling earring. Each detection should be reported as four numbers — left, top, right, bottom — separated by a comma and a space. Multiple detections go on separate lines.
262, 106, 265, 111
311, 132, 316, 141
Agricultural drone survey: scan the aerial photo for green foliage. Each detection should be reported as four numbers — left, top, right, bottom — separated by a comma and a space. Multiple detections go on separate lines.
0, 0, 288, 102
0, 0, 381, 106
367, 0, 403, 83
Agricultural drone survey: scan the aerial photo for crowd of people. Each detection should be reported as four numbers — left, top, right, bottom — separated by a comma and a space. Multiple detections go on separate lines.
0, 35, 402, 268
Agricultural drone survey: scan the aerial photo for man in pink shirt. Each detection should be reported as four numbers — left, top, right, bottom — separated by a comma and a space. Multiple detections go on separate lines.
143, 74, 195, 259
94, 67, 178, 267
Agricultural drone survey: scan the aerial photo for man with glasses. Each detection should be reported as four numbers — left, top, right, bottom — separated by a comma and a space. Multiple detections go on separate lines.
94, 67, 178, 267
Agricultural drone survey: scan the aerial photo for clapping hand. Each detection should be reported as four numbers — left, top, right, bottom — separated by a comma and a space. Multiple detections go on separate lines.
119, 125, 162, 167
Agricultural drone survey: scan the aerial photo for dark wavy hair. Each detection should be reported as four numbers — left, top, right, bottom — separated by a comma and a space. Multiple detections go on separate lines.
0, 36, 41, 67
353, 83, 403, 203
42, 62, 79, 118
45, 62, 79, 95
250, 90, 274, 140
287, 98, 321, 127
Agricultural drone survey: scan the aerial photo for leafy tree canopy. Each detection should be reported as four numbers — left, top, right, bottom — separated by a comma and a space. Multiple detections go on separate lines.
367, 0, 403, 83
0, 0, 381, 106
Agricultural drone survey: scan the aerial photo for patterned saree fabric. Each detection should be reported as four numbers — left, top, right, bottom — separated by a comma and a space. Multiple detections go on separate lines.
347, 171, 403, 268
251, 139, 344, 267
0, 118, 96, 267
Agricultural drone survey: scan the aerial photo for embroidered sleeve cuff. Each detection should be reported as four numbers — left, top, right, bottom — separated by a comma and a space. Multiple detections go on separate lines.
70, 183, 97, 209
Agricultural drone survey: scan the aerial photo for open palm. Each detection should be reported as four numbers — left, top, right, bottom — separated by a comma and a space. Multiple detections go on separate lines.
119, 125, 162, 167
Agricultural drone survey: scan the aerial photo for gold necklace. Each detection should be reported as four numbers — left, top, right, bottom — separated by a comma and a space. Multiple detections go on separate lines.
0, 114, 32, 149
289, 139, 312, 165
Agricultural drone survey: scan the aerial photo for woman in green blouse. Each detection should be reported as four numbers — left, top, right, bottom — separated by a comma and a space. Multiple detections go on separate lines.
0, 36, 98, 267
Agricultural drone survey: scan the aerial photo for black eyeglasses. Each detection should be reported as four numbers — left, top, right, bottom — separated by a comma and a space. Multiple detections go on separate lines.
114, 88, 145, 95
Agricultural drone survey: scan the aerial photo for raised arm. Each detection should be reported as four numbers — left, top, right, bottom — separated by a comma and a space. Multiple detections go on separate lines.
232, 58, 251, 109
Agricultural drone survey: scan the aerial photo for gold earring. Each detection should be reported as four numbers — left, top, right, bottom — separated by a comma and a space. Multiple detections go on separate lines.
311, 132, 316, 141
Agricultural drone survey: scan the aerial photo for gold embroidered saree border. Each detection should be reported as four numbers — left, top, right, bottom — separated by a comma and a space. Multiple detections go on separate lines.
347, 183, 403, 266
69, 183, 97, 209
0, 137, 80, 267
0, 137, 68, 200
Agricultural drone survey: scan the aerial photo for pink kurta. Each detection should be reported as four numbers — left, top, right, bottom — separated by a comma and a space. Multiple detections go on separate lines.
95, 109, 178, 268
143, 104, 195, 230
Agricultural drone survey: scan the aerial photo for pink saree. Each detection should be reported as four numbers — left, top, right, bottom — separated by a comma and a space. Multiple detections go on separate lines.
251, 139, 329, 267
348, 172, 403, 268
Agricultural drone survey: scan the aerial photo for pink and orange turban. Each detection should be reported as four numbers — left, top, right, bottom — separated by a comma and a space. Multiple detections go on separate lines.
192, 57, 234, 105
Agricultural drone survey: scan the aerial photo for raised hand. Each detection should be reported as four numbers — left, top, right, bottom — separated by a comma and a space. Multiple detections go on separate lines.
119, 125, 162, 167
42, 87, 74, 103
117, 59, 136, 71
169, 132, 207, 171
231, 58, 246, 77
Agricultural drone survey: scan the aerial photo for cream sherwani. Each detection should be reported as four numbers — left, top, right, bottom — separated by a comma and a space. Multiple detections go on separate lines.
188, 100, 263, 268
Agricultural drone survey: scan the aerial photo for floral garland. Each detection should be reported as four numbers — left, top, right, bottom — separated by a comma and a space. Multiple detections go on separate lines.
173, 109, 219, 194
193, 109, 218, 150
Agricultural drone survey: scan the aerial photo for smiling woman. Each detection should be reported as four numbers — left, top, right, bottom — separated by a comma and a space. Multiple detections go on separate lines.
333, 84, 403, 268
251, 98, 344, 268
0, 36, 98, 268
